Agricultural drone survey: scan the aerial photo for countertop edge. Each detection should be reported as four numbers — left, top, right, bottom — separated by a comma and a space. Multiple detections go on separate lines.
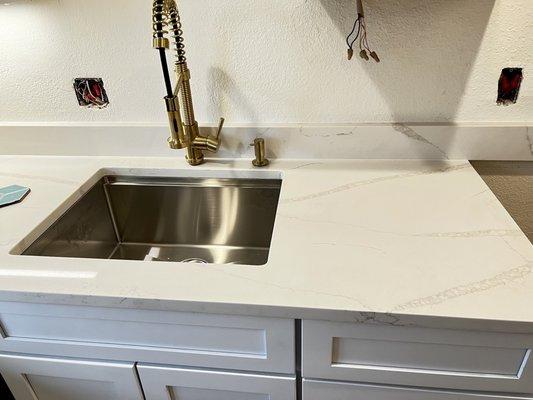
0, 290, 532, 334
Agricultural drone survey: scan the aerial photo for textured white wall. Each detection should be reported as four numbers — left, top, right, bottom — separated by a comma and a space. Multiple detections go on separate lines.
0, 0, 531, 124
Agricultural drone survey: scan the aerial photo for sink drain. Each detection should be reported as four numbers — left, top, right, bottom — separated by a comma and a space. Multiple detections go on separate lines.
181, 257, 208, 264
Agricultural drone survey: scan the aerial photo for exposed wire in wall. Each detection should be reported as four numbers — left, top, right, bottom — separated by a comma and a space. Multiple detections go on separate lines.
73, 78, 109, 108
346, 0, 380, 63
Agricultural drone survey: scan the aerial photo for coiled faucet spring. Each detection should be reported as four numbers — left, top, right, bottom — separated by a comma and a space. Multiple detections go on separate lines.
152, 1, 168, 41
167, 4, 187, 63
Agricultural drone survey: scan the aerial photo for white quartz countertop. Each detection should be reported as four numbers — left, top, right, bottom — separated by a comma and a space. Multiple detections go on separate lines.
0, 156, 532, 329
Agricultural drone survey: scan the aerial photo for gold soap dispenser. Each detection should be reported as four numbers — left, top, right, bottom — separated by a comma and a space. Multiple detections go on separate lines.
251, 138, 269, 167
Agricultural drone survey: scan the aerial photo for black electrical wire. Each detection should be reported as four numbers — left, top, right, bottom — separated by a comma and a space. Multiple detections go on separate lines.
159, 48, 173, 98
346, 17, 361, 50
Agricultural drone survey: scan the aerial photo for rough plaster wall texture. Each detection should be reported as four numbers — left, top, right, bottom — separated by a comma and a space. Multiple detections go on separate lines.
0, 0, 531, 124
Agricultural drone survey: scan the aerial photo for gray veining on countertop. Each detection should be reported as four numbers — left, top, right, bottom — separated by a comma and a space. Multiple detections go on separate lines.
0, 156, 532, 332
526, 128, 533, 156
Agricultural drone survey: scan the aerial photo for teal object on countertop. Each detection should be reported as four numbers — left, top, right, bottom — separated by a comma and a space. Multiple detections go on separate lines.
0, 185, 31, 208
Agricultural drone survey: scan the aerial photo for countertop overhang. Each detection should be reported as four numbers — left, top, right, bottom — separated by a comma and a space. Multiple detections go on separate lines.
0, 156, 532, 331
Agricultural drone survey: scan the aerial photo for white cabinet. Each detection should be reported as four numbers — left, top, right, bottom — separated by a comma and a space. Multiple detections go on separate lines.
137, 364, 296, 400
0, 302, 296, 400
303, 379, 533, 400
0, 353, 144, 400
3, 303, 531, 400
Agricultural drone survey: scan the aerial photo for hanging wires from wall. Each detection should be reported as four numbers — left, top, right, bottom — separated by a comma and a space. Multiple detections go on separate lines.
346, 0, 380, 62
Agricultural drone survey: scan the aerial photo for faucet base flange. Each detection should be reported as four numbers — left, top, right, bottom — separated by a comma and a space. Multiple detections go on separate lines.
186, 147, 205, 166
253, 159, 270, 168
186, 157, 205, 166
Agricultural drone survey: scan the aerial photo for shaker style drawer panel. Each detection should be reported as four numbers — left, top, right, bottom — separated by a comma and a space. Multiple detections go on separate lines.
0, 302, 294, 374
302, 320, 533, 394
137, 364, 296, 400
331, 337, 524, 375
303, 379, 533, 400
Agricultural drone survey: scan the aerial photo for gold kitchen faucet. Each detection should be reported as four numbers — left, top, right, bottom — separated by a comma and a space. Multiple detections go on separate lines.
152, 0, 224, 166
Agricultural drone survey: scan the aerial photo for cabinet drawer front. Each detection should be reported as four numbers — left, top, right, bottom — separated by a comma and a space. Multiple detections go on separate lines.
0, 302, 294, 373
302, 320, 533, 393
137, 365, 296, 400
303, 379, 533, 400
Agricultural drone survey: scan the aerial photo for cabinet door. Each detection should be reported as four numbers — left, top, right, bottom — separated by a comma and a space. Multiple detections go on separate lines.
137, 364, 296, 400
0, 353, 143, 400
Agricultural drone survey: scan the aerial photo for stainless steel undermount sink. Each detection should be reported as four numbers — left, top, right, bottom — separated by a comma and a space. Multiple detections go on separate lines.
21, 174, 282, 266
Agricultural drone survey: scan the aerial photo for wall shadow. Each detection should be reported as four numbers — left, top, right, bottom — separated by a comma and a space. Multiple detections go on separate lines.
206, 67, 263, 156
319, 0, 496, 158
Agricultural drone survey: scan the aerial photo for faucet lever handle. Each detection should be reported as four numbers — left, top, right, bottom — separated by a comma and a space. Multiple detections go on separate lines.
191, 117, 224, 153
215, 117, 225, 140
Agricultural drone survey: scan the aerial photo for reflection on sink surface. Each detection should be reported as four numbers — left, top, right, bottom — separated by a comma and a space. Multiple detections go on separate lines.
472, 161, 533, 243
22, 175, 282, 266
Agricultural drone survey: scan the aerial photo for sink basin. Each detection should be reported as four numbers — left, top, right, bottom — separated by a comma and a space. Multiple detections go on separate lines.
471, 161, 532, 243
22, 174, 282, 265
